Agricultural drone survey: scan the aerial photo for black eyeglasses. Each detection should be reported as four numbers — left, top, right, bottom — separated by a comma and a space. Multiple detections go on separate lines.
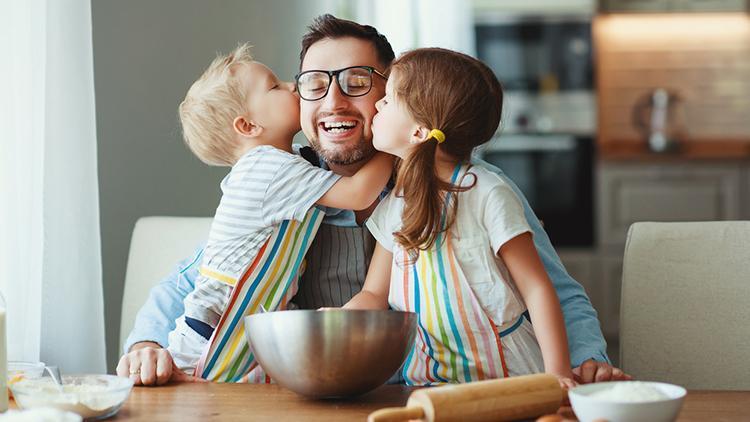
294, 66, 387, 101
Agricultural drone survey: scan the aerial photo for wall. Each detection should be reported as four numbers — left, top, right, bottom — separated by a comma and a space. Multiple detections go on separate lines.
594, 14, 750, 146
92, 0, 338, 371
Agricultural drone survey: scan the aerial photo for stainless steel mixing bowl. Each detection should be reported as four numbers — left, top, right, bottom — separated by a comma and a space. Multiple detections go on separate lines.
244, 309, 417, 398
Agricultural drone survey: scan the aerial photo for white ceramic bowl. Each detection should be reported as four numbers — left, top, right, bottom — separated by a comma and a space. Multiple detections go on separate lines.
9, 374, 134, 421
569, 381, 686, 422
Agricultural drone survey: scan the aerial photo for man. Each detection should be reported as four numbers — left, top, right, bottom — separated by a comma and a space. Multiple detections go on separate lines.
117, 14, 629, 386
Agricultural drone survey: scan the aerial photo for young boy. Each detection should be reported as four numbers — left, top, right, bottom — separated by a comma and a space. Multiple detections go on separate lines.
168, 43, 391, 379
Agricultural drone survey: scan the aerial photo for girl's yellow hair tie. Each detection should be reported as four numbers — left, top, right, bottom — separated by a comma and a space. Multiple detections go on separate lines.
429, 129, 446, 144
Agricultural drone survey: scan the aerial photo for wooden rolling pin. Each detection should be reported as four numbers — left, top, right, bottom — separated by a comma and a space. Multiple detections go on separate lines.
368, 374, 563, 422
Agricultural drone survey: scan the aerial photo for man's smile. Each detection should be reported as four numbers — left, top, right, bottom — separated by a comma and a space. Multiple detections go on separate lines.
317, 117, 361, 140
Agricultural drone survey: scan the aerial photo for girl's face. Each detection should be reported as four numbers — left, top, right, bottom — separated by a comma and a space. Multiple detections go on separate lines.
372, 71, 421, 159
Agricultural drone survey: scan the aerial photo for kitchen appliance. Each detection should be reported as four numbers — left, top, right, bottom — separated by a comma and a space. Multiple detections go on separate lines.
478, 134, 594, 248
474, 2, 596, 135
632, 88, 684, 153
367, 373, 562, 422
244, 309, 416, 399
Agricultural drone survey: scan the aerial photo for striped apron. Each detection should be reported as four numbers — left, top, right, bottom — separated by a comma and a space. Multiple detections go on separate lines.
390, 165, 533, 385
194, 208, 325, 382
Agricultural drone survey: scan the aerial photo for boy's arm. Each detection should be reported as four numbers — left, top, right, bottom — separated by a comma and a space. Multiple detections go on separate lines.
499, 233, 573, 382
343, 242, 391, 310
317, 152, 393, 211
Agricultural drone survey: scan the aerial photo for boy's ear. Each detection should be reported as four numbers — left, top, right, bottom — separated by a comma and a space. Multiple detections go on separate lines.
409, 126, 431, 145
233, 116, 263, 138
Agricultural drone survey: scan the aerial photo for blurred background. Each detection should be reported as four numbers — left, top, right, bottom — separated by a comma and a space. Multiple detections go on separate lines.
86, 0, 750, 370
2, 0, 748, 372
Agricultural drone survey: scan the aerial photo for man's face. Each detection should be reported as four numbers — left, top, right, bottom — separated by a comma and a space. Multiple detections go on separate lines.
299, 37, 387, 166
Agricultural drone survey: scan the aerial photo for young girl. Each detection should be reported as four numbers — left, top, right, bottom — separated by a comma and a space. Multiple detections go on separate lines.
344, 48, 576, 388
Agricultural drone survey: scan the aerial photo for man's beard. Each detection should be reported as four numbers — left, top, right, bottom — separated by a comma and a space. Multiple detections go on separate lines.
308, 132, 377, 166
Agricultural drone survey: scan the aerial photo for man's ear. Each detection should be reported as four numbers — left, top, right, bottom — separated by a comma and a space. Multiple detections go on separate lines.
233, 116, 263, 138
409, 126, 431, 145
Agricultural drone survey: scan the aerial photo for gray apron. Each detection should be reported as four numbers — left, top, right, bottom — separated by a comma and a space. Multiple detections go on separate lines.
292, 223, 375, 309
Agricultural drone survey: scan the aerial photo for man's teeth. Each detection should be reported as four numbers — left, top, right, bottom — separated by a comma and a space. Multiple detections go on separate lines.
323, 121, 356, 133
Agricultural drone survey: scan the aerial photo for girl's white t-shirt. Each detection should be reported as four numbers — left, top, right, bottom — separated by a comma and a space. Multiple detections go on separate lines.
366, 165, 533, 328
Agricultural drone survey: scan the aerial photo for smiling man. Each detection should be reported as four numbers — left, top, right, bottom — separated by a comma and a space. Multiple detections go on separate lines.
118, 14, 629, 386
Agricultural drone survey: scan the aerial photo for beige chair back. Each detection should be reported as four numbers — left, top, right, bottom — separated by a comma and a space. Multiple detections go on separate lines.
119, 216, 212, 353
620, 221, 750, 390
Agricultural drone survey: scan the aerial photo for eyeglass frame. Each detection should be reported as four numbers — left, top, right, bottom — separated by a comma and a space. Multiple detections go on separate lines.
294, 65, 388, 101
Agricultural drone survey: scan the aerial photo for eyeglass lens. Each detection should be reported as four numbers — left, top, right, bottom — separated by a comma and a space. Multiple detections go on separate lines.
297, 67, 374, 100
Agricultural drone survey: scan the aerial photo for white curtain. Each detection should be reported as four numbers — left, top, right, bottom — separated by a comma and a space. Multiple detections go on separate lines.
0, 0, 106, 373
351, 0, 475, 57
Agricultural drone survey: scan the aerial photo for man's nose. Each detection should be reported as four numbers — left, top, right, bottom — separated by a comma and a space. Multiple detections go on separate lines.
319, 78, 348, 111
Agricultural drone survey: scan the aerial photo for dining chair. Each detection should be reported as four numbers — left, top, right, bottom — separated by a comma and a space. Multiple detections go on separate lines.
119, 216, 212, 353
620, 221, 750, 390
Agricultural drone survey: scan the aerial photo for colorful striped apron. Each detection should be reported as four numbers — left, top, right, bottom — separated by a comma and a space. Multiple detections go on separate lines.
390, 165, 525, 386
194, 207, 325, 382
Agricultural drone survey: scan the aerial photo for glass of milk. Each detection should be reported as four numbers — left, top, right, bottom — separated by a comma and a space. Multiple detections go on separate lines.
1, 291, 7, 412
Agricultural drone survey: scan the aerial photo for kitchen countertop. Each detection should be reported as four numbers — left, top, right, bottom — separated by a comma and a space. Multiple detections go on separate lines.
85, 383, 750, 421
598, 140, 750, 161
10, 383, 750, 421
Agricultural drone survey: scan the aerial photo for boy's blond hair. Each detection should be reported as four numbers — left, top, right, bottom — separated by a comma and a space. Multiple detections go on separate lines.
179, 43, 255, 166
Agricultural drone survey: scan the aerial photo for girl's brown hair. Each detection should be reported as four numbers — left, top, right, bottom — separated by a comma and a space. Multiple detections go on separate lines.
390, 48, 503, 256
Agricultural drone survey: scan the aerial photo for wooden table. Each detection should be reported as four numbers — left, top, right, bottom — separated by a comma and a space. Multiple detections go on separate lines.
10, 383, 750, 421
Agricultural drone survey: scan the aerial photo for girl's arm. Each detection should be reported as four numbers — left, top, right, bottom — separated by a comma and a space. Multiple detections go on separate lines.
343, 242, 392, 310
499, 232, 575, 384
316, 152, 393, 211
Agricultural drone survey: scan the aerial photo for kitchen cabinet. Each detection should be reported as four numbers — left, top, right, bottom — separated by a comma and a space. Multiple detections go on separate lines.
582, 159, 747, 354
596, 161, 743, 247
599, 0, 748, 12
561, 158, 749, 361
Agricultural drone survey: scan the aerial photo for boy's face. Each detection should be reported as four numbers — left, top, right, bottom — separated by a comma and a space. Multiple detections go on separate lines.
239, 62, 300, 140
299, 37, 387, 166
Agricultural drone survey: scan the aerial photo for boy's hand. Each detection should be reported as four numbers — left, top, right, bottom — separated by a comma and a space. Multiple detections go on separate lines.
116, 342, 207, 386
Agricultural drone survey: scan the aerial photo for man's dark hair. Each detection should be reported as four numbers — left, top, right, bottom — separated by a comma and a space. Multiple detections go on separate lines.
299, 14, 395, 70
